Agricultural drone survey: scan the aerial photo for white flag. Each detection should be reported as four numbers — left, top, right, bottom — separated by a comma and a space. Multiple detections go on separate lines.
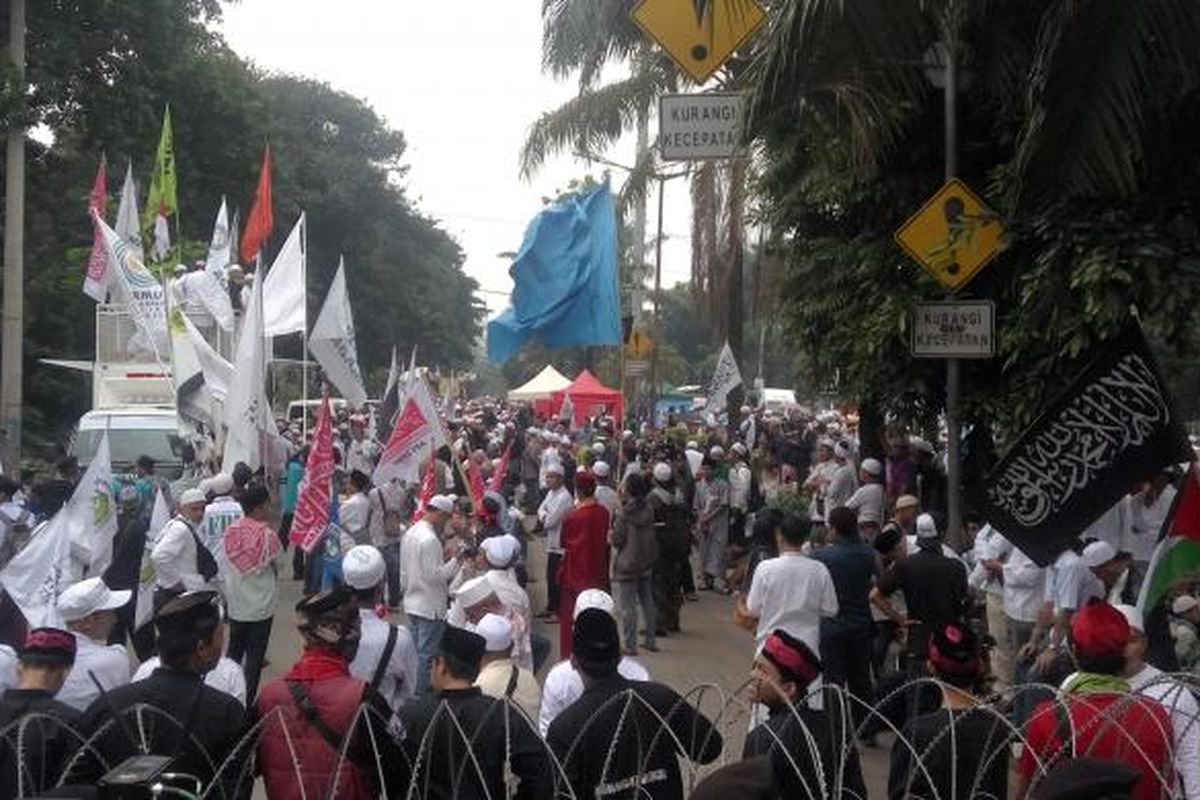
194, 198, 236, 330
373, 375, 445, 486
182, 311, 234, 403
114, 164, 144, 267
93, 210, 169, 359
223, 265, 270, 470
168, 286, 215, 428
308, 257, 367, 407
262, 213, 306, 337
151, 212, 171, 263
707, 341, 743, 415
134, 486, 171, 630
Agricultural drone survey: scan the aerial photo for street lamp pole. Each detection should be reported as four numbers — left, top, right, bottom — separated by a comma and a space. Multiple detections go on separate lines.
2, 0, 26, 474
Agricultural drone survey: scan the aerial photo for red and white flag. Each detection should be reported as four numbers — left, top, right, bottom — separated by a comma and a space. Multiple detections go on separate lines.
372, 374, 445, 487
409, 450, 438, 525
488, 440, 513, 494
290, 394, 335, 553
83, 156, 109, 301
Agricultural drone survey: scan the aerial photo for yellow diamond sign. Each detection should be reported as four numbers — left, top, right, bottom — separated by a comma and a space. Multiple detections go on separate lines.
895, 179, 1005, 291
626, 330, 654, 358
632, 0, 767, 84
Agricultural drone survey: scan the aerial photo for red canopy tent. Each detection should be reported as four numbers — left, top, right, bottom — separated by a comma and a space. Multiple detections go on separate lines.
551, 370, 623, 427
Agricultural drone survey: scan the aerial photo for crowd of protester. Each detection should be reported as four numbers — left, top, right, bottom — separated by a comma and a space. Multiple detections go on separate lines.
0, 396, 1197, 799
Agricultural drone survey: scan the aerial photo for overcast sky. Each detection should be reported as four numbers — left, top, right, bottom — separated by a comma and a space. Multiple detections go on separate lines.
219, 1, 693, 321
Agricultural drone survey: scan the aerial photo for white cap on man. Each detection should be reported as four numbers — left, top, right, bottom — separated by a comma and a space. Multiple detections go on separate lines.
476, 613, 513, 652
545, 462, 564, 477
208, 473, 234, 496
653, 462, 673, 483
481, 534, 521, 569
57, 578, 132, 623
574, 588, 616, 620
1172, 595, 1199, 616
861, 458, 883, 477
455, 575, 495, 608
592, 460, 611, 478
1081, 541, 1118, 568
426, 494, 454, 514
343, 545, 385, 590
179, 488, 207, 507
915, 513, 939, 540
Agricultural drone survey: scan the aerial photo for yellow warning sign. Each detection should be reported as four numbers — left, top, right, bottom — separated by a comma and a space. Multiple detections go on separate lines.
894, 179, 1005, 292
626, 330, 654, 358
631, 0, 767, 84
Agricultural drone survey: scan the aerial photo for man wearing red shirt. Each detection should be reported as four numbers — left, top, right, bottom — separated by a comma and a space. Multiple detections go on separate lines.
1017, 600, 1174, 800
557, 470, 610, 656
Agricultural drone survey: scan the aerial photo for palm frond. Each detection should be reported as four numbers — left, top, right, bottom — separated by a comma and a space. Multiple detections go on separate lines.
541, 0, 644, 90
1007, 0, 1200, 210
519, 65, 666, 179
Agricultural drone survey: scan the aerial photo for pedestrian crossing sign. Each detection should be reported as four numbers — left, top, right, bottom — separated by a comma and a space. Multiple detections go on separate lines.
894, 179, 1005, 292
631, 0, 767, 84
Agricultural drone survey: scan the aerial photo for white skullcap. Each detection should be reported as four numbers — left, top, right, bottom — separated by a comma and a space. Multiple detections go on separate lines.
480, 534, 521, 568
592, 460, 611, 478
861, 458, 883, 477
574, 588, 616, 620
342, 545, 385, 590
455, 575, 495, 608
592, 442, 606, 454
544, 462, 564, 477
686, 441, 698, 450
57, 577, 131, 623
1114, 604, 1144, 633
427, 495, 454, 513
208, 472, 234, 495
179, 488, 207, 506
916, 513, 939, 539
576, 464, 588, 474
653, 462, 673, 483
475, 613, 513, 652
708, 446, 725, 459
1172, 595, 1199, 615
740, 405, 752, 414
1081, 540, 1118, 568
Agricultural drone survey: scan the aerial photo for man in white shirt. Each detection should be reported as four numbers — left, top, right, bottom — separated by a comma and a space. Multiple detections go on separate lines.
473, 613, 540, 721
199, 473, 243, 557
151, 488, 212, 603
345, 416, 380, 475
1026, 541, 1122, 678
343, 545, 418, 713
735, 515, 838, 654
969, 524, 1014, 685
592, 461, 620, 528
400, 494, 463, 694
728, 443, 753, 548
844, 457, 885, 538
55, 577, 133, 711
538, 589, 650, 736
803, 439, 838, 530
1001, 542, 1045, 676
824, 441, 857, 525
1118, 604, 1200, 800
538, 431, 562, 490
339, 469, 373, 544
132, 654, 247, 707
1129, 472, 1178, 597
536, 463, 573, 618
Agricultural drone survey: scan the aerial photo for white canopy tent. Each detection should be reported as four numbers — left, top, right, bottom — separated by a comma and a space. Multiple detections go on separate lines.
507, 364, 571, 401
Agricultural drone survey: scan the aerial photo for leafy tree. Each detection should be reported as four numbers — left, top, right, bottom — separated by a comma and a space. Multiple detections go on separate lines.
0, 1, 481, 459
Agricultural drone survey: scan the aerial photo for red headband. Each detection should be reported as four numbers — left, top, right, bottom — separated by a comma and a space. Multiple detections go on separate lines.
928, 640, 981, 676
763, 633, 819, 685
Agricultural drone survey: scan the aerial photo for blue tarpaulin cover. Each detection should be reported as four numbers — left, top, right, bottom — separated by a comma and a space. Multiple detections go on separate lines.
487, 182, 620, 362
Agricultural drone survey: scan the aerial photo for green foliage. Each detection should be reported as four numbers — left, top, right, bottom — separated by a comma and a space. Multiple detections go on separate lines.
0, 1, 481, 458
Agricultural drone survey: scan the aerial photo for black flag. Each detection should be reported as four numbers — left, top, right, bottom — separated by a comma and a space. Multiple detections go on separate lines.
975, 322, 1192, 566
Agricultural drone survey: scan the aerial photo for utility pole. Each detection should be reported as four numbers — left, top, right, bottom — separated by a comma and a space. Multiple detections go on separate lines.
2, 0, 26, 474
942, 21, 963, 550
649, 175, 665, 414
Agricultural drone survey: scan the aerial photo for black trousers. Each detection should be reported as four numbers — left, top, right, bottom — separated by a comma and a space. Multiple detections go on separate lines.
227, 617, 273, 703
545, 552, 562, 614
821, 625, 876, 731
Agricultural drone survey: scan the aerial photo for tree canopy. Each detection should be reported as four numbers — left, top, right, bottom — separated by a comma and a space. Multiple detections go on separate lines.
0, 0, 482, 456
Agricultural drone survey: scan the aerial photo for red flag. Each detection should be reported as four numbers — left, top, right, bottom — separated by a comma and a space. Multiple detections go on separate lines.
467, 457, 486, 517
239, 145, 273, 264
410, 449, 438, 524
83, 156, 109, 301
488, 440, 513, 494
290, 395, 334, 553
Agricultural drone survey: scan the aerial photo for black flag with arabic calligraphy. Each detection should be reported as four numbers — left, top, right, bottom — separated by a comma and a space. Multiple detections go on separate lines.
975, 322, 1193, 566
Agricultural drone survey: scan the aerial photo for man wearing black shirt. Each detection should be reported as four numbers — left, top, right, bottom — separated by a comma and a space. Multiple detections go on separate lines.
401, 625, 550, 799
0, 627, 81, 794
810, 506, 879, 727
887, 622, 1011, 800
73, 591, 248, 798
871, 513, 968, 665
547, 608, 722, 799
742, 629, 867, 799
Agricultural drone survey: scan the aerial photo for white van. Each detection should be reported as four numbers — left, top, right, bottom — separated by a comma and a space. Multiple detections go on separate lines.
71, 407, 189, 480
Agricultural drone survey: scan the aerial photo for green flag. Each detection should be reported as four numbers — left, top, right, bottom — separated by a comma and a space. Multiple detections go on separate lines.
143, 105, 177, 230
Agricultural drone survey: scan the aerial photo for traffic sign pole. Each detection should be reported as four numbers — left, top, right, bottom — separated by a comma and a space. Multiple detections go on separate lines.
943, 24, 964, 551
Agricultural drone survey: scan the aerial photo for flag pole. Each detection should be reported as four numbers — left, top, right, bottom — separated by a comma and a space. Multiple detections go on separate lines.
301, 213, 309, 440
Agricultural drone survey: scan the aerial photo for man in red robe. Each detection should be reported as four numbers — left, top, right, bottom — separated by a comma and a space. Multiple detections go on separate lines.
558, 470, 611, 656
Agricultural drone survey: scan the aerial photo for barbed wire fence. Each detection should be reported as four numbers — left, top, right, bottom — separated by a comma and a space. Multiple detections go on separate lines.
3, 673, 1199, 798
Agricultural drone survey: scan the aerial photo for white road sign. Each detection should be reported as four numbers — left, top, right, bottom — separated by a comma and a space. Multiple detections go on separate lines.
658, 93, 745, 161
912, 300, 995, 358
